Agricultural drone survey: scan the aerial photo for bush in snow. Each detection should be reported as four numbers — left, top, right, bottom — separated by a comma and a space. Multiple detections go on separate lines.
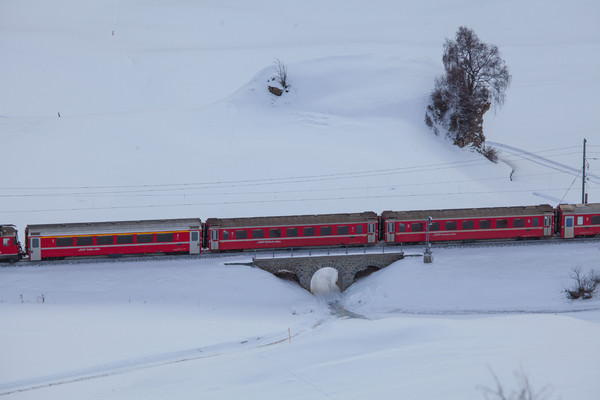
480, 369, 552, 400
481, 144, 499, 163
425, 27, 511, 158
565, 266, 600, 300
268, 58, 289, 96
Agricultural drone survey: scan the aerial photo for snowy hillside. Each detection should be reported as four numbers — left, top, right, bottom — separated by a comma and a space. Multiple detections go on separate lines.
1, 1, 599, 232
1, 1, 600, 399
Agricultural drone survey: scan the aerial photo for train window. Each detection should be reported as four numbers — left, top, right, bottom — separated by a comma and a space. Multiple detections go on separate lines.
577, 216, 584, 225
430, 222, 440, 231
56, 237, 74, 247
32, 238, 40, 248
368, 223, 376, 234
137, 234, 154, 243
532, 218, 540, 227
357, 225, 363, 234
337, 226, 349, 235
303, 227, 315, 236
2, 238, 9, 246
592, 216, 600, 225
479, 220, 491, 229
191, 231, 199, 242
320, 226, 332, 236
97, 236, 114, 245
398, 223, 406, 232
566, 218, 573, 227
462, 221, 474, 230
252, 230, 264, 239
222, 231, 229, 240
157, 233, 173, 242
269, 229, 281, 238
235, 230, 247, 239
496, 219, 508, 229
76, 236, 94, 246
412, 223, 423, 232
445, 221, 457, 230
513, 218, 525, 228
117, 235, 134, 244
287, 228, 298, 237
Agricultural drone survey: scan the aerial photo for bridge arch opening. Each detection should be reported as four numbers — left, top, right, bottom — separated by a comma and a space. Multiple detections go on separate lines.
353, 265, 381, 283
274, 270, 301, 285
310, 267, 341, 296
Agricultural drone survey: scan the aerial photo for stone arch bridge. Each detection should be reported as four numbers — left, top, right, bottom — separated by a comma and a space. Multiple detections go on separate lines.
252, 252, 404, 292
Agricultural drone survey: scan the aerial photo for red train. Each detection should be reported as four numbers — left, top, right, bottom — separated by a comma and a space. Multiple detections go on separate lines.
1, 203, 599, 262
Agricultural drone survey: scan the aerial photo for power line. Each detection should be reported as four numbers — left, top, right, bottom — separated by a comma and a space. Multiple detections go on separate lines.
0, 171, 569, 199
0, 186, 584, 214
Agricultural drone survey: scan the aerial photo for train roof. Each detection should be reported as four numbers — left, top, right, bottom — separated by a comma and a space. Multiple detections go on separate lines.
26, 218, 202, 236
381, 204, 554, 220
1, 225, 18, 236
558, 203, 600, 214
205, 212, 378, 228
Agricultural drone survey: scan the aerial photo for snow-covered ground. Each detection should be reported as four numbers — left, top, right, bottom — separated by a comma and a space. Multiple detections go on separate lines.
1, 243, 600, 399
1, 0, 600, 399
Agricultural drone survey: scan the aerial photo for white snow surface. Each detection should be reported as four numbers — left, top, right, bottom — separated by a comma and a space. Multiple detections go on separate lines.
1, 1, 600, 399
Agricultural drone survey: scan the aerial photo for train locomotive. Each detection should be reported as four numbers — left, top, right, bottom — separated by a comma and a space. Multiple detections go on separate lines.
1, 203, 599, 263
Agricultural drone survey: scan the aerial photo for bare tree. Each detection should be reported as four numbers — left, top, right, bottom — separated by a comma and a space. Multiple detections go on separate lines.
425, 27, 511, 158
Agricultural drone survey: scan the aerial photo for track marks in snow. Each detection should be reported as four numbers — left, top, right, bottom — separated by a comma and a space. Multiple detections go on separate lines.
0, 325, 321, 397
489, 141, 600, 184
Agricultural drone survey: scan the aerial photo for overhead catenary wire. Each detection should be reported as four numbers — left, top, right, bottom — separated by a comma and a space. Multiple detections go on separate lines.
0, 171, 571, 199
1, 146, 596, 195
0, 144, 586, 192
0, 186, 587, 214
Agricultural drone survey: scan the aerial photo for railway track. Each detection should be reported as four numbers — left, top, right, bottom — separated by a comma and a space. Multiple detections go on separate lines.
2, 236, 598, 268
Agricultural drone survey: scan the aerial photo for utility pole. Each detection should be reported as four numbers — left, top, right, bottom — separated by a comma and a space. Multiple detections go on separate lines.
582, 138, 587, 204
424, 216, 433, 263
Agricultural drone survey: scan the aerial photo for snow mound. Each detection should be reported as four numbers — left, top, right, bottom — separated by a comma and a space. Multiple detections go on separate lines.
229, 54, 437, 120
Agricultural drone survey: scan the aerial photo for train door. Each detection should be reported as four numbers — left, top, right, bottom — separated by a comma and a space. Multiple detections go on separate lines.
189, 230, 201, 254
386, 221, 395, 243
564, 216, 574, 238
210, 229, 219, 251
368, 222, 377, 243
544, 216, 552, 236
30, 237, 41, 261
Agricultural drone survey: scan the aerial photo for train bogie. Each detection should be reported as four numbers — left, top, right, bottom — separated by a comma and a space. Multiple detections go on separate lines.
557, 203, 600, 238
205, 212, 378, 252
25, 219, 202, 261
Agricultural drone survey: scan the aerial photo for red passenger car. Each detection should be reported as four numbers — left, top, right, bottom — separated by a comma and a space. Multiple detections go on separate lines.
556, 203, 600, 238
381, 204, 554, 244
205, 212, 378, 251
0, 225, 22, 263
25, 219, 202, 261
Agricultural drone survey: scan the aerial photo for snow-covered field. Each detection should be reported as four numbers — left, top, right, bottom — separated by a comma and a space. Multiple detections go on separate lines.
1, 243, 600, 399
1, 1, 600, 399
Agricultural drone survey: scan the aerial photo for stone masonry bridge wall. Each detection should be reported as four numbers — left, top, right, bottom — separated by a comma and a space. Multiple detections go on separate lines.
252, 253, 404, 292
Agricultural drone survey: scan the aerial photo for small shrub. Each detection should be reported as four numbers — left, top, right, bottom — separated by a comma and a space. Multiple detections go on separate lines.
480, 369, 552, 400
481, 145, 499, 163
273, 58, 288, 88
565, 267, 600, 300
268, 58, 289, 96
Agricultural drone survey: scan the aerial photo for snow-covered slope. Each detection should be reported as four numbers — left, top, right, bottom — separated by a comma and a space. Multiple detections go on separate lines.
1, 1, 599, 233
